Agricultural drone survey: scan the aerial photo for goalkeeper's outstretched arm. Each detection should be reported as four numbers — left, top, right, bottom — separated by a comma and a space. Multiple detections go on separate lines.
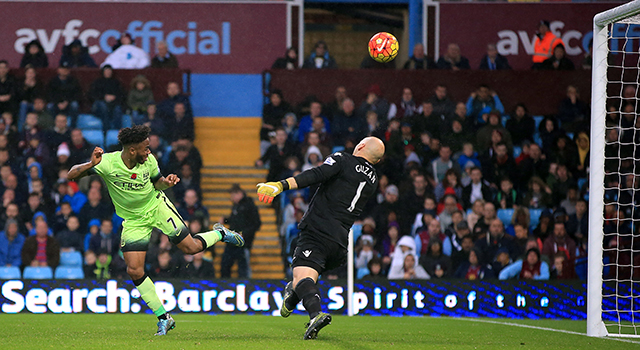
256, 158, 342, 203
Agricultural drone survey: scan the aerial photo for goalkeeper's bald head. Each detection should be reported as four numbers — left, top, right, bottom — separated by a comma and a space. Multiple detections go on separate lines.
354, 137, 385, 164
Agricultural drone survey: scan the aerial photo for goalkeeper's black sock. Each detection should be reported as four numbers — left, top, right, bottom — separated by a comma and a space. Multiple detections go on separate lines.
295, 277, 322, 319
158, 313, 168, 320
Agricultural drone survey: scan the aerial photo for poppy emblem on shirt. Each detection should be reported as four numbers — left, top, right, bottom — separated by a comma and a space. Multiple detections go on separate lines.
131, 174, 137, 179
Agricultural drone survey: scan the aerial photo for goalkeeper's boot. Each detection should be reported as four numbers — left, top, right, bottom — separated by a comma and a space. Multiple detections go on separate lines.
280, 281, 296, 318
303, 312, 332, 340
213, 223, 245, 247
154, 314, 176, 336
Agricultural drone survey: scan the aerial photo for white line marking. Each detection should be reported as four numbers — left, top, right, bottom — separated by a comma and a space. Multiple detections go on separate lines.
457, 318, 640, 344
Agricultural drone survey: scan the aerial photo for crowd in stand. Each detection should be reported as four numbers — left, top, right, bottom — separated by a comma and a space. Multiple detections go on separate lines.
264, 31, 604, 281
273, 21, 588, 71
0, 34, 211, 280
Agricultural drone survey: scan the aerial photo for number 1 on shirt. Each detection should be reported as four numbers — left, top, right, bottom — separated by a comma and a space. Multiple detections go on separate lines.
347, 181, 366, 212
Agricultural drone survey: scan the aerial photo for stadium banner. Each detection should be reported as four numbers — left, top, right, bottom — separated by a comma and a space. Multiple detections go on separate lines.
438, 2, 626, 70
0, 279, 588, 319
0, 1, 287, 74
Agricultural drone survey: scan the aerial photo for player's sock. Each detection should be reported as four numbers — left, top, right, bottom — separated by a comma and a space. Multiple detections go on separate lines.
284, 282, 301, 310
194, 230, 223, 251
133, 274, 167, 318
295, 277, 322, 319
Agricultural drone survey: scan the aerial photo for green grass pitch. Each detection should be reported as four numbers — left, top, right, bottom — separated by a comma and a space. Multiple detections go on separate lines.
1, 314, 638, 349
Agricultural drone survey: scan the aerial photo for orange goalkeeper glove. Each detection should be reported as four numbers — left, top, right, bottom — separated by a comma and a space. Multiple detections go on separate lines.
256, 181, 287, 204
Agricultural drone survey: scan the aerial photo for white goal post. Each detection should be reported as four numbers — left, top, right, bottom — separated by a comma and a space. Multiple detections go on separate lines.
588, 0, 640, 337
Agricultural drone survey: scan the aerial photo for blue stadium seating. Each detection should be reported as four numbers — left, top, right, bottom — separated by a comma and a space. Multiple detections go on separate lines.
533, 133, 543, 147
54, 266, 85, 279
357, 267, 370, 279
513, 146, 522, 159
105, 129, 119, 148
529, 208, 543, 229
60, 251, 83, 267
77, 114, 103, 130
122, 114, 132, 128
566, 132, 574, 140
332, 146, 345, 153
577, 178, 588, 191
533, 115, 544, 130
82, 130, 104, 147
351, 223, 362, 245
22, 266, 53, 279
0, 266, 21, 279
112, 212, 124, 233
497, 209, 514, 226
501, 115, 509, 127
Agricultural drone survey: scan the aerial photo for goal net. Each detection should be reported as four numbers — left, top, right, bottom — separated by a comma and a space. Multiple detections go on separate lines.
589, 0, 640, 337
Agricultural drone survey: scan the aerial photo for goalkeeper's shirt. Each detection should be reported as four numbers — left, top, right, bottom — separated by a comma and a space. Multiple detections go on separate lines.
89, 151, 163, 221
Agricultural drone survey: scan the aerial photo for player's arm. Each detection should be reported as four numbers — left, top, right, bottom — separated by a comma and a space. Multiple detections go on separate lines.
154, 174, 180, 191
257, 153, 342, 203
67, 147, 103, 181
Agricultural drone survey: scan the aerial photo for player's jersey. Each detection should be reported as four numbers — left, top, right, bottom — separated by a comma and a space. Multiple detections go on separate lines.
296, 152, 378, 249
89, 151, 162, 221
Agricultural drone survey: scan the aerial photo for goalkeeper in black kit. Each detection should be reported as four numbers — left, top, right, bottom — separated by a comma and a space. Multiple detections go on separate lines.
256, 137, 385, 340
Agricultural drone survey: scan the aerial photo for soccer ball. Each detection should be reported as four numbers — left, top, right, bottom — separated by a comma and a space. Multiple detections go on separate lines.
368, 32, 399, 63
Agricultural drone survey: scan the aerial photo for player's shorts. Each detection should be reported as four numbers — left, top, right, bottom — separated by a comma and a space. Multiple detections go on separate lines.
291, 229, 347, 274
120, 191, 189, 252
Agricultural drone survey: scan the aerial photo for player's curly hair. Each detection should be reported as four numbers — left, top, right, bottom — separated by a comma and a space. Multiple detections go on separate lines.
118, 125, 150, 146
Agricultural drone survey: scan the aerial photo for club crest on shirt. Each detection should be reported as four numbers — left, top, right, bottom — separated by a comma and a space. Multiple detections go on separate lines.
324, 157, 336, 166
131, 173, 137, 180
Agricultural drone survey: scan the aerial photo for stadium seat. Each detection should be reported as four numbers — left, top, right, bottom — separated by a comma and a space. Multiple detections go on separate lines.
54, 266, 85, 279
566, 132, 574, 140
60, 251, 83, 267
351, 223, 362, 244
501, 115, 509, 127
357, 267, 370, 279
105, 129, 119, 148
83, 130, 104, 147
0, 266, 21, 279
332, 146, 345, 153
533, 133, 543, 147
22, 266, 53, 279
513, 146, 522, 159
497, 208, 514, 226
466, 208, 473, 217
577, 178, 588, 191
122, 114, 132, 128
529, 208, 543, 229
575, 256, 587, 280
112, 212, 124, 233
533, 115, 544, 130
76, 114, 103, 130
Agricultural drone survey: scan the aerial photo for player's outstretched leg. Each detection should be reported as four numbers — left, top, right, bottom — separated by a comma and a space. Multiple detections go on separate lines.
191, 223, 244, 252
295, 277, 331, 339
280, 281, 300, 318
213, 223, 245, 246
